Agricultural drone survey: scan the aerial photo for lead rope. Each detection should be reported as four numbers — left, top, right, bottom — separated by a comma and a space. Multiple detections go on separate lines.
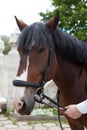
57, 89, 64, 130
57, 90, 83, 129
34, 88, 65, 130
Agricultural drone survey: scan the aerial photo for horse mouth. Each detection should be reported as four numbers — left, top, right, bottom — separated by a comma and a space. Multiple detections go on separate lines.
18, 108, 31, 115
18, 98, 35, 115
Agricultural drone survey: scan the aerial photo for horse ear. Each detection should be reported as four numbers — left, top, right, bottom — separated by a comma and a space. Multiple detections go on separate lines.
14, 16, 28, 31
46, 11, 59, 33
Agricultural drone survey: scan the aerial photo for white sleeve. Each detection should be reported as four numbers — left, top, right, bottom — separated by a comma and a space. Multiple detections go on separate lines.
76, 99, 87, 114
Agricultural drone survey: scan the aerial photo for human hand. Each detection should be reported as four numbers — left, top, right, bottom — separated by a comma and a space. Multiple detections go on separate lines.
64, 105, 82, 119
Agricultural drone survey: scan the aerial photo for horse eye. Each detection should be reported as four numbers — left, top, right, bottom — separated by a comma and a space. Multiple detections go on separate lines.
39, 47, 46, 53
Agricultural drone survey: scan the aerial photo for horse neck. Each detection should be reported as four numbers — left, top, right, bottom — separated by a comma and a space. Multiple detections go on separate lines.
53, 55, 86, 97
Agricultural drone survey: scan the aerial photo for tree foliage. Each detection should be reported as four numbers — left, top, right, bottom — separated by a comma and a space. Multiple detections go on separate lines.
1, 36, 11, 55
39, 0, 87, 42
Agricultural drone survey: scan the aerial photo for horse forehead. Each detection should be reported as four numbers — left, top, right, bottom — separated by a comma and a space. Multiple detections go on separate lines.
31, 40, 35, 47
28, 40, 36, 51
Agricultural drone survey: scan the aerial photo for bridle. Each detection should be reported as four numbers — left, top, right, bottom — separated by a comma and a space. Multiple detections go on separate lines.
13, 46, 66, 130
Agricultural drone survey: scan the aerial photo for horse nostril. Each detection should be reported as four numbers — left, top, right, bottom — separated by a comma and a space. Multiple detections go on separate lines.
18, 101, 24, 109
18, 99, 26, 114
18, 102, 22, 106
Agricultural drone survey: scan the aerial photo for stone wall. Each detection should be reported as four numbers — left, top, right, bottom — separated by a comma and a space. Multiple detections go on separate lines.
0, 41, 20, 107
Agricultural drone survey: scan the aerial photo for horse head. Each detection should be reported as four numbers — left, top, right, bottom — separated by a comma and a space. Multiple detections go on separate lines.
12, 12, 59, 115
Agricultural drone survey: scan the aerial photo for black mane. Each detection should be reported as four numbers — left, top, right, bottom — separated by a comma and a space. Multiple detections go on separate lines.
18, 22, 87, 67
52, 29, 87, 66
17, 22, 53, 53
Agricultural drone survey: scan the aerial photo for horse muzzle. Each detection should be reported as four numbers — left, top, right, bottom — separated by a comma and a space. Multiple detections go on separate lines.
18, 94, 35, 115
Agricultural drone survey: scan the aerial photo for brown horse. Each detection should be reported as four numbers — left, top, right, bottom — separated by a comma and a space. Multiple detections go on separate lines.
12, 12, 87, 130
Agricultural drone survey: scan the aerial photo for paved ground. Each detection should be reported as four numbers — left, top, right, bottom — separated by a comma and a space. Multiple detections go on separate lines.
0, 114, 71, 130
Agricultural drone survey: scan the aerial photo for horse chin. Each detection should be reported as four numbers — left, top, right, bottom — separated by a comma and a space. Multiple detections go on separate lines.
18, 93, 35, 115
